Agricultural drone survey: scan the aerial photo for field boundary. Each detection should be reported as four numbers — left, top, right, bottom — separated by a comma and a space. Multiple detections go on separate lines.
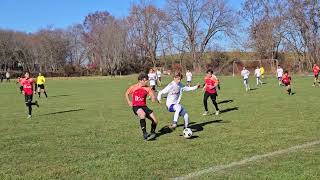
173, 140, 320, 180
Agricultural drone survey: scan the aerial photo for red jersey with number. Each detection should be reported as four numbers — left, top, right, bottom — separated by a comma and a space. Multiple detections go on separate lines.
22, 78, 34, 95
282, 74, 291, 84
126, 84, 154, 106
313, 66, 320, 75
204, 76, 217, 94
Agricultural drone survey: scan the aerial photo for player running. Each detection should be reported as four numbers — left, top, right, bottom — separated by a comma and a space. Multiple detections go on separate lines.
254, 66, 263, 86
202, 70, 220, 116
36, 73, 48, 98
22, 72, 39, 119
260, 66, 265, 79
186, 69, 192, 87
157, 72, 200, 130
312, 64, 320, 86
241, 67, 250, 92
276, 65, 284, 86
125, 73, 158, 140
282, 71, 292, 95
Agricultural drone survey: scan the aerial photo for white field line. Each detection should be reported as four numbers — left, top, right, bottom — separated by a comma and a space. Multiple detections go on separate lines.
173, 140, 320, 180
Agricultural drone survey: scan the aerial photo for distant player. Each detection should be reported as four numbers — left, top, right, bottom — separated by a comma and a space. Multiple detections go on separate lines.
148, 68, 157, 91
125, 73, 158, 140
276, 65, 283, 86
36, 73, 48, 98
0, 72, 4, 83
241, 67, 250, 91
22, 72, 39, 119
203, 70, 220, 116
282, 71, 292, 95
5, 71, 10, 82
260, 66, 265, 78
156, 69, 162, 86
157, 72, 200, 130
254, 66, 263, 86
312, 64, 320, 86
186, 70, 192, 87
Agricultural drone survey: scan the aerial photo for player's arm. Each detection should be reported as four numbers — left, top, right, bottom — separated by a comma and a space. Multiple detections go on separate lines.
157, 84, 172, 102
125, 87, 133, 107
182, 83, 200, 91
147, 88, 157, 103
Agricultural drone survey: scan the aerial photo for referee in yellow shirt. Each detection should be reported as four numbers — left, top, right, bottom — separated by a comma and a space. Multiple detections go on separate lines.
36, 73, 48, 98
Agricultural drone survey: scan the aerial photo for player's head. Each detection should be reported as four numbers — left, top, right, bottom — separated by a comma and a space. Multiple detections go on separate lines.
314, 64, 317, 67
206, 69, 213, 75
149, 68, 154, 73
284, 70, 288, 75
278, 65, 281, 68
38, 72, 42, 76
24, 72, 30, 79
243, 67, 246, 70
256, 66, 259, 69
187, 69, 190, 72
173, 72, 183, 82
138, 73, 148, 86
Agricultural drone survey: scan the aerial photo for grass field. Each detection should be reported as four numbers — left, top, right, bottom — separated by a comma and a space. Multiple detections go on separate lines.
0, 75, 319, 179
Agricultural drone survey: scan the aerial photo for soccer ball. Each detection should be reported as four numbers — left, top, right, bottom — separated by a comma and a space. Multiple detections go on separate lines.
183, 128, 192, 138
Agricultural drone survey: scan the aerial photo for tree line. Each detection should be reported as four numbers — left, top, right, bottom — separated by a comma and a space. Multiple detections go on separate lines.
0, 0, 319, 76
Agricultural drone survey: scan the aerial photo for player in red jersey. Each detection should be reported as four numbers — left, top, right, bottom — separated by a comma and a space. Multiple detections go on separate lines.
22, 72, 39, 118
202, 69, 220, 116
281, 71, 292, 95
125, 73, 158, 140
312, 64, 320, 86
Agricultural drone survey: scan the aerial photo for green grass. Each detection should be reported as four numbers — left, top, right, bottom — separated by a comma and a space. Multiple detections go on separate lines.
0, 75, 319, 179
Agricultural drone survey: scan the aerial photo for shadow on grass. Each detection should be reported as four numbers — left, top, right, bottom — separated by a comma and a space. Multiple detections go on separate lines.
189, 120, 227, 132
249, 88, 258, 91
218, 99, 234, 104
220, 107, 239, 114
156, 122, 196, 138
39, 108, 85, 116
50, 94, 72, 98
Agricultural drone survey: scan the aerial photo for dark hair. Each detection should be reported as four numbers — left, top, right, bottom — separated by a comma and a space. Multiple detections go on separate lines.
284, 70, 288, 74
206, 69, 213, 74
138, 73, 148, 81
174, 72, 183, 79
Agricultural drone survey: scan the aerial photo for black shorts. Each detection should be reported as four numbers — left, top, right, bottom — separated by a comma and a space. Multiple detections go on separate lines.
132, 106, 153, 116
25, 95, 33, 103
38, 84, 45, 89
19, 86, 23, 91
283, 82, 290, 86
314, 74, 319, 78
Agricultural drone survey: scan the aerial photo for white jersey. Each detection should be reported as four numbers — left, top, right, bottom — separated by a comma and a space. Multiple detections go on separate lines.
148, 73, 157, 86
241, 69, 250, 79
186, 72, 192, 81
156, 70, 161, 78
157, 81, 198, 108
254, 68, 261, 77
277, 68, 283, 77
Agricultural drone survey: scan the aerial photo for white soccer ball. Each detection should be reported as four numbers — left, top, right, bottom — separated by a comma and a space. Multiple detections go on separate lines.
183, 128, 192, 138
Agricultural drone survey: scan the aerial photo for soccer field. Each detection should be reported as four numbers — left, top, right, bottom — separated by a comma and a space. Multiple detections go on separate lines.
0, 75, 319, 179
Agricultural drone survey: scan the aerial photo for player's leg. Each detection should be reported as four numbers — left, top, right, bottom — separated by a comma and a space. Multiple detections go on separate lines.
178, 106, 189, 129
146, 111, 157, 140
256, 77, 259, 85
209, 93, 219, 115
135, 108, 149, 139
42, 85, 48, 98
203, 92, 210, 115
259, 77, 263, 84
287, 85, 292, 95
37, 85, 41, 97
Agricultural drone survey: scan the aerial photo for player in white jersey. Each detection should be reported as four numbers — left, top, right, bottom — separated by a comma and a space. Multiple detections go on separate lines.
148, 68, 157, 91
156, 69, 162, 86
241, 67, 250, 91
186, 70, 192, 87
254, 66, 263, 86
276, 65, 283, 86
157, 72, 200, 130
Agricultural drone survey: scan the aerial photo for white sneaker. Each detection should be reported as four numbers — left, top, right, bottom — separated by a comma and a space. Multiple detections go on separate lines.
215, 111, 220, 115
202, 111, 208, 116
312, 84, 315, 87
27, 115, 31, 119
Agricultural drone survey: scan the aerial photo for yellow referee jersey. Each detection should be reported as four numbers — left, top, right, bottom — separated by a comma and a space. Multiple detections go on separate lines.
36, 75, 46, 85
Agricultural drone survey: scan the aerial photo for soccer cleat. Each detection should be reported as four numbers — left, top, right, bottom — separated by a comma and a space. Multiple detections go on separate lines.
202, 111, 208, 116
143, 132, 149, 140
169, 123, 177, 130
27, 115, 32, 119
35, 101, 39, 108
147, 133, 156, 140
215, 110, 220, 115
312, 84, 315, 87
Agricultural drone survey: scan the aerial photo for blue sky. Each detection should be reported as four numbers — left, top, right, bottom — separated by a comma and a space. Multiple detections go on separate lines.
0, 0, 243, 33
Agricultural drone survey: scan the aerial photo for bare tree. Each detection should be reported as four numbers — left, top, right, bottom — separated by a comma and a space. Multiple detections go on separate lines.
166, 0, 236, 71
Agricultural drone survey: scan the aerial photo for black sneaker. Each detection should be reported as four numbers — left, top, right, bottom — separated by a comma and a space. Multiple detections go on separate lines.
147, 133, 156, 140
143, 132, 149, 140
35, 101, 39, 108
